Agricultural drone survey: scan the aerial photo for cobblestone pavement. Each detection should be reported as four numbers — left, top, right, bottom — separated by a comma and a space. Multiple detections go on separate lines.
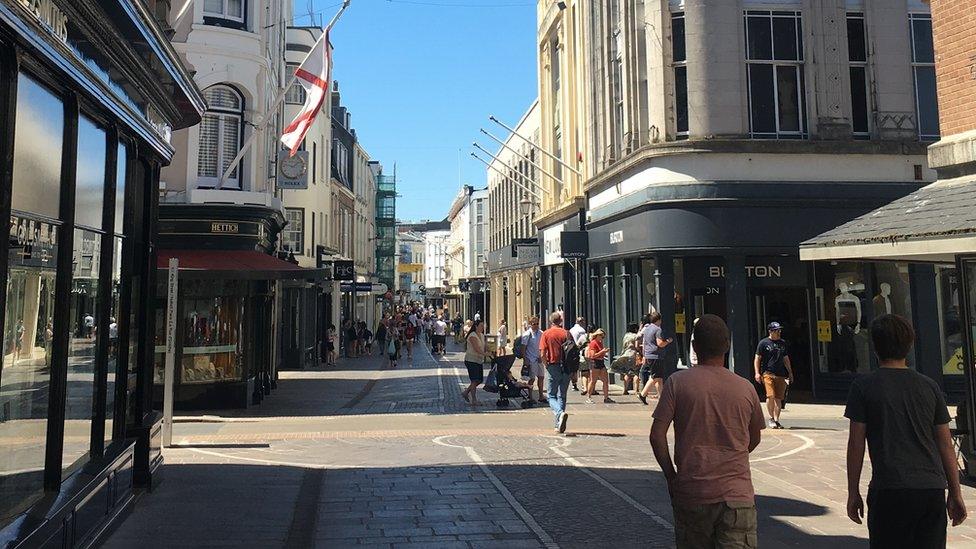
102, 340, 976, 548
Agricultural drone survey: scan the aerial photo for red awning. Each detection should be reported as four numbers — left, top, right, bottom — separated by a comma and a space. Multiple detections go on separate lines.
156, 249, 330, 280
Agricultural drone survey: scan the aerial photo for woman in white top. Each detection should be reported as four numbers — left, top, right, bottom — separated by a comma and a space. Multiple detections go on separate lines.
462, 320, 487, 406
496, 319, 509, 356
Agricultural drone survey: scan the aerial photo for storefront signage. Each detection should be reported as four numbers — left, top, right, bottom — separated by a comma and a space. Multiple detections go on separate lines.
817, 320, 833, 343
340, 282, 372, 293
542, 223, 565, 266
709, 265, 783, 279
15, 0, 68, 43
560, 231, 589, 259
609, 230, 624, 245
278, 150, 309, 190
675, 312, 686, 334
334, 260, 354, 281
211, 222, 239, 234
514, 243, 540, 262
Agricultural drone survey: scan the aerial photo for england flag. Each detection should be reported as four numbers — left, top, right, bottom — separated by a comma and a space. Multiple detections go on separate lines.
281, 31, 332, 156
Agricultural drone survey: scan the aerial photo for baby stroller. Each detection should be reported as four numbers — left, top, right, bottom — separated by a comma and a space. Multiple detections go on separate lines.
487, 355, 534, 409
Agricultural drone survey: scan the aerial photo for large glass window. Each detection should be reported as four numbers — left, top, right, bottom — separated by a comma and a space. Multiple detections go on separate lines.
1, 74, 64, 524
936, 267, 964, 376
180, 281, 244, 384
745, 10, 806, 138
814, 261, 871, 374
847, 13, 869, 137
75, 116, 106, 229
910, 13, 939, 140
672, 12, 688, 138
106, 237, 122, 444
197, 85, 243, 188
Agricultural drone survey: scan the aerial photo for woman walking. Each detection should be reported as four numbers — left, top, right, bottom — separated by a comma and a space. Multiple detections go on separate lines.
324, 324, 337, 366
611, 323, 640, 394
376, 318, 388, 357
386, 323, 401, 368
404, 321, 416, 360
585, 329, 614, 404
638, 312, 674, 405
497, 319, 509, 356
462, 319, 487, 406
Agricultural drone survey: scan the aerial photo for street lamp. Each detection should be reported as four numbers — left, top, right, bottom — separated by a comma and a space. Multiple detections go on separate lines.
518, 196, 534, 216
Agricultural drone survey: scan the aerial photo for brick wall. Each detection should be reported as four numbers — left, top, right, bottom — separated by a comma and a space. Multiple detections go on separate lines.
930, 0, 976, 136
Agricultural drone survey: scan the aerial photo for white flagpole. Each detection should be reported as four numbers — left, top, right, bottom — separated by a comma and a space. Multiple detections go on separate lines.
218, 0, 351, 187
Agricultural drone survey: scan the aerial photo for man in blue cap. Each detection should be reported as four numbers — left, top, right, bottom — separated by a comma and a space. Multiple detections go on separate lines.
754, 322, 794, 429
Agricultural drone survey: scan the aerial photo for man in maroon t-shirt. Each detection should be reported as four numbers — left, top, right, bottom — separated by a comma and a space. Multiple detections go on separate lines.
650, 314, 765, 548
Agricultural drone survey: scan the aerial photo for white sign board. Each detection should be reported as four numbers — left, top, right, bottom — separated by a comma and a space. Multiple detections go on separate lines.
542, 223, 566, 266
162, 258, 179, 447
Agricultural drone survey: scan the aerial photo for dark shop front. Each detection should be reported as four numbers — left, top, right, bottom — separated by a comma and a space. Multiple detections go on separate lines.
154, 206, 329, 410
584, 179, 944, 401
0, 0, 205, 546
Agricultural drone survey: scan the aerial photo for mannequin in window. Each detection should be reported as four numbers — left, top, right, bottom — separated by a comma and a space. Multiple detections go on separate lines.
836, 282, 861, 334
873, 283, 892, 318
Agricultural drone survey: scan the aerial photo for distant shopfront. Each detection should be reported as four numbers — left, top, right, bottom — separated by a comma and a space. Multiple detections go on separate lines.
0, 0, 205, 545
538, 210, 584, 324
585, 179, 951, 400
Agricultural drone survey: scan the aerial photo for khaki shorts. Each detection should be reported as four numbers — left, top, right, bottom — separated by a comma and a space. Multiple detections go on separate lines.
763, 372, 787, 400
673, 501, 757, 549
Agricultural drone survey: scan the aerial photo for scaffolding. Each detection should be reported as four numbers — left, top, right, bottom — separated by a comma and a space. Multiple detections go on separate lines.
375, 173, 397, 290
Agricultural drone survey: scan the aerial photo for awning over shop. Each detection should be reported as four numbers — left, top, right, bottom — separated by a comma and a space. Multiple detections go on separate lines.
799, 178, 976, 264
156, 249, 331, 280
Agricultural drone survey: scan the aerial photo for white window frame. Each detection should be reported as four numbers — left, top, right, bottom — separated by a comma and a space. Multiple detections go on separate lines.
203, 0, 244, 22
283, 208, 304, 255
197, 84, 243, 189
285, 64, 306, 105
744, 10, 807, 139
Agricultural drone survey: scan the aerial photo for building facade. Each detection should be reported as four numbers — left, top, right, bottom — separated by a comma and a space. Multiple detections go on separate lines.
487, 101, 542, 331
396, 231, 426, 304
570, 0, 941, 400
0, 0, 204, 545
446, 186, 489, 320
424, 228, 451, 310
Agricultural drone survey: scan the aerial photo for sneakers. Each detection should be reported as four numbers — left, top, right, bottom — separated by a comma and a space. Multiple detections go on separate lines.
767, 419, 777, 429
774, 420, 784, 429
572, 384, 579, 392
638, 394, 648, 405
558, 412, 569, 434
585, 398, 595, 405
604, 397, 616, 404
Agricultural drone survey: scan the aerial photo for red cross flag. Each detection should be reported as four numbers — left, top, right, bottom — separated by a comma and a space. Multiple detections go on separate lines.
281, 31, 332, 156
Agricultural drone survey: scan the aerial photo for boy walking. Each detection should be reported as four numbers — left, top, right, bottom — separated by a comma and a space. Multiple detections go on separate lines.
846, 314, 966, 548
650, 315, 765, 548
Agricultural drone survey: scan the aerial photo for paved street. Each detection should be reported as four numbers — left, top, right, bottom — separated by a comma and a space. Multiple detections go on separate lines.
102, 340, 976, 549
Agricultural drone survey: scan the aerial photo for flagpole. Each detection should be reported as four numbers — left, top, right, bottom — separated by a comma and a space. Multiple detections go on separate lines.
218, 0, 351, 187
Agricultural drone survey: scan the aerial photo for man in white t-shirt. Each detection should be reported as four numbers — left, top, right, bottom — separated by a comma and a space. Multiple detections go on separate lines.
433, 315, 448, 355
521, 316, 546, 403
568, 317, 588, 391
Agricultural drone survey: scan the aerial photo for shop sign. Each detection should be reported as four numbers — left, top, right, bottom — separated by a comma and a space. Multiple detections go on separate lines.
609, 230, 624, 245
816, 320, 832, 343
514, 243, 540, 262
340, 282, 372, 292
560, 231, 589, 259
278, 150, 309, 190
15, 0, 68, 43
334, 260, 354, 281
708, 265, 784, 279
944, 347, 964, 375
675, 313, 686, 334
542, 223, 565, 266
211, 222, 239, 234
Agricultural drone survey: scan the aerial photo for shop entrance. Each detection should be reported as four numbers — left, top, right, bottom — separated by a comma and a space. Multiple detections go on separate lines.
748, 287, 813, 393
692, 286, 727, 321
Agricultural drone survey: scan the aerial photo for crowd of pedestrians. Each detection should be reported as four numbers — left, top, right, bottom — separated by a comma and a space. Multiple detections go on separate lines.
321, 302, 969, 548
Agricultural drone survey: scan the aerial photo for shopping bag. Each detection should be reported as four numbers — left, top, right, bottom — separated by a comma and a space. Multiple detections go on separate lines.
484, 364, 499, 393
387, 338, 396, 356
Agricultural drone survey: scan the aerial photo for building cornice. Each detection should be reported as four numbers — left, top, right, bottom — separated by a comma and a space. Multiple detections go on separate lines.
533, 196, 584, 229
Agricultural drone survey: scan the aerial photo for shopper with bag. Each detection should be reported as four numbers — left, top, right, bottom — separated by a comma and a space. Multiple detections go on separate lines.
540, 313, 573, 434
610, 323, 641, 394
585, 329, 614, 404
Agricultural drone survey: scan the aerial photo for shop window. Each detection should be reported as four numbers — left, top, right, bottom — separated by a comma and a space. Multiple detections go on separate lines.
936, 267, 964, 376
181, 282, 244, 384
106, 237, 123, 444
745, 10, 806, 138
813, 261, 871, 374
910, 13, 939, 140
11, 74, 63, 218
872, 263, 914, 368
115, 143, 127, 233
75, 116, 106, 229
197, 85, 243, 188
673, 258, 689, 367
847, 13, 869, 137
63, 229, 102, 475
640, 258, 658, 315
672, 12, 688, 138
1, 74, 65, 524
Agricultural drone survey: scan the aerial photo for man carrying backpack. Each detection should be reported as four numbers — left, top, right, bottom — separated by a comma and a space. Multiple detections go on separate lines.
540, 312, 576, 434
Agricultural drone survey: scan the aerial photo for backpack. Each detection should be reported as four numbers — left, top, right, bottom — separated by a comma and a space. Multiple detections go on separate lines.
513, 335, 526, 359
561, 334, 581, 374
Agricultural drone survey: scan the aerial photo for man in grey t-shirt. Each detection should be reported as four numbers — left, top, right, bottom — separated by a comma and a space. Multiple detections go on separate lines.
638, 312, 672, 404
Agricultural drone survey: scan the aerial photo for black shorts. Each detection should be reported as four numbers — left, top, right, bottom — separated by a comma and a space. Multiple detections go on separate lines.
592, 359, 606, 370
640, 359, 664, 385
464, 360, 484, 383
325, 342, 334, 352
867, 488, 946, 549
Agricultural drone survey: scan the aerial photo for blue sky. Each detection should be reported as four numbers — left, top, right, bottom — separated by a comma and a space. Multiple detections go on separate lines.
303, 0, 538, 222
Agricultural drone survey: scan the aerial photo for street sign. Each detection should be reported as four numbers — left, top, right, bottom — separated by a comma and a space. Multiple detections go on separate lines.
340, 282, 373, 292
371, 283, 388, 294
560, 231, 589, 259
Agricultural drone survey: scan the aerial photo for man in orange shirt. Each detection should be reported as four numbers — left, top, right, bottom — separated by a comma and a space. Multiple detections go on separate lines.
650, 315, 765, 548
540, 312, 571, 434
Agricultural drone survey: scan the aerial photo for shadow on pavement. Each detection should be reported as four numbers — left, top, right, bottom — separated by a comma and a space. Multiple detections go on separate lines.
102, 461, 867, 549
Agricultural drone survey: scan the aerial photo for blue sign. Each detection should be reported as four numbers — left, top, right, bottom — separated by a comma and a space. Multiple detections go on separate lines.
340, 282, 372, 293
